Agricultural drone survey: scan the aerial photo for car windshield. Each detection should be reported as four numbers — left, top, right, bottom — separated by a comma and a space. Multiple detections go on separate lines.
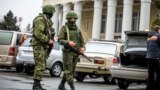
85, 42, 117, 55
21, 38, 31, 47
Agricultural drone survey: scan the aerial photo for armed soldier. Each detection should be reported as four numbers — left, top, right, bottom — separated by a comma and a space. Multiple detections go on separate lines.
31, 5, 55, 90
58, 11, 85, 90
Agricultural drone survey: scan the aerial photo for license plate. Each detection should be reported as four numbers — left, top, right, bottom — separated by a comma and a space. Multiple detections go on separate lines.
81, 58, 93, 63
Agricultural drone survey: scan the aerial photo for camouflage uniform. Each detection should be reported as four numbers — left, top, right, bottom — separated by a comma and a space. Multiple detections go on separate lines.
31, 5, 55, 90
31, 13, 52, 80
58, 11, 85, 90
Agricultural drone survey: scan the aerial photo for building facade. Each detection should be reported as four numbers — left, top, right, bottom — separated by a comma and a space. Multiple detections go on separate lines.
43, 0, 158, 41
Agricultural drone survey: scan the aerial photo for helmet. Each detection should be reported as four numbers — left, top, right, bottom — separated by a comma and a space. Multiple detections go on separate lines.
42, 5, 55, 13
66, 11, 78, 19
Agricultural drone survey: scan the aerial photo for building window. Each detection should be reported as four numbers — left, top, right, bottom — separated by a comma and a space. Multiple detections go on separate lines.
85, 16, 89, 32
132, 12, 140, 31
101, 15, 106, 33
115, 13, 123, 33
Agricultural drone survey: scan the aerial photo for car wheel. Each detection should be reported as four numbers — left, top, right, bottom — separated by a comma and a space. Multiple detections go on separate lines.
75, 73, 86, 82
49, 62, 62, 77
103, 76, 116, 84
16, 64, 24, 72
117, 79, 130, 89
24, 66, 34, 75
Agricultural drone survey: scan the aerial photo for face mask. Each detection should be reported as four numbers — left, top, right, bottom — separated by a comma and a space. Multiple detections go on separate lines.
68, 21, 76, 24
48, 13, 53, 19
44, 13, 53, 19
67, 18, 76, 24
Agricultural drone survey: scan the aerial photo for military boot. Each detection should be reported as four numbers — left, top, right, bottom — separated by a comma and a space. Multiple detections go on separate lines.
33, 79, 46, 90
68, 82, 75, 90
58, 79, 66, 90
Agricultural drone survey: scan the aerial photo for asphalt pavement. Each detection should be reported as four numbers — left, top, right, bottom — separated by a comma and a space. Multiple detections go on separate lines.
0, 68, 146, 90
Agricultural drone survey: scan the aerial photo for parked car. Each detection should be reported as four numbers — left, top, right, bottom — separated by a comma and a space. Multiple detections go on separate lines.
111, 31, 148, 89
75, 40, 124, 82
0, 30, 31, 68
16, 38, 63, 77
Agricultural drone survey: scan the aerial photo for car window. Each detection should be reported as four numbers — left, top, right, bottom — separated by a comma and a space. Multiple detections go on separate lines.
85, 42, 117, 55
53, 41, 59, 50
0, 32, 13, 45
16, 34, 32, 46
21, 38, 31, 47
127, 36, 147, 47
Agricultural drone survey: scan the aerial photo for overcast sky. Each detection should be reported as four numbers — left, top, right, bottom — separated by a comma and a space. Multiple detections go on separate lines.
0, 0, 42, 31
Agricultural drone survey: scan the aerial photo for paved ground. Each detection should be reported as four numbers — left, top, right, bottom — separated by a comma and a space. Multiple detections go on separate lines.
0, 69, 146, 90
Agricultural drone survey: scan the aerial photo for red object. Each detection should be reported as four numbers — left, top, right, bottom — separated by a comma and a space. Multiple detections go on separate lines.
94, 59, 105, 64
9, 47, 15, 56
19, 39, 24, 45
112, 57, 119, 64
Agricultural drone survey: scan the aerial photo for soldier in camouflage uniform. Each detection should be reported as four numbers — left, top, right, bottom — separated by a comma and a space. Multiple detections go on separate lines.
31, 5, 55, 90
58, 11, 85, 90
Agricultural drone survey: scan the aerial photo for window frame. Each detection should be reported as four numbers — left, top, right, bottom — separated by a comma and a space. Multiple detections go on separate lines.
114, 13, 123, 33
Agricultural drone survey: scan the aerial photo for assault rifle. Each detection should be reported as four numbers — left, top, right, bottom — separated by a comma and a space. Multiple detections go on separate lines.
46, 31, 55, 59
63, 44, 92, 62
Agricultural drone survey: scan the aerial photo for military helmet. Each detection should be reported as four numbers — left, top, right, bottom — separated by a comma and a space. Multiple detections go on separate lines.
66, 11, 78, 19
42, 5, 55, 13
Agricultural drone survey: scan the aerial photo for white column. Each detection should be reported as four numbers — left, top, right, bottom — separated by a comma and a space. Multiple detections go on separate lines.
121, 0, 133, 40
53, 5, 60, 35
139, 0, 151, 31
59, 9, 63, 30
74, 1, 83, 29
91, 0, 103, 39
105, 0, 117, 40
62, 3, 71, 25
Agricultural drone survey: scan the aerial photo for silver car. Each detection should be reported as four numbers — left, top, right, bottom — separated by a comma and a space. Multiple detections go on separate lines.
16, 38, 63, 77
111, 31, 148, 89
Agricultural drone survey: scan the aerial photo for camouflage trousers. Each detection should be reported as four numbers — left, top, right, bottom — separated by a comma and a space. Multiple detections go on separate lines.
33, 45, 46, 81
62, 51, 79, 84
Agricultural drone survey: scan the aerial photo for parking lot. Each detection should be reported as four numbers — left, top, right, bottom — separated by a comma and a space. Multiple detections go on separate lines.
0, 68, 146, 90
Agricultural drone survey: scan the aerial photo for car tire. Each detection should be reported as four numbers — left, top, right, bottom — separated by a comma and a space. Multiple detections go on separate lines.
103, 76, 116, 84
49, 62, 62, 77
24, 66, 34, 75
117, 79, 130, 89
16, 64, 24, 72
75, 73, 86, 82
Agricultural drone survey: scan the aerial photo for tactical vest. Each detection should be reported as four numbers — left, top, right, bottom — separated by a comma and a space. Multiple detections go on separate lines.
31, 14, 52, 47
32, 14, 52, 39
64, 25, 82, 48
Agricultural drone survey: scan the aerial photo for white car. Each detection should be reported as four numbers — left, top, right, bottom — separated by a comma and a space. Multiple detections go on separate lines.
75, 40, 123, 82
111, 31, 148, 89
16, 38, 63, 77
